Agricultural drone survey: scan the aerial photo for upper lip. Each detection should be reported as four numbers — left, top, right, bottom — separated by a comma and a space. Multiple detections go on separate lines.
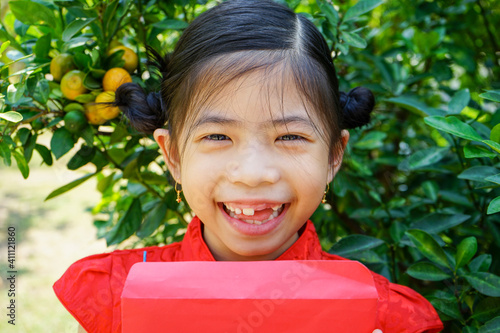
219, 201, 286, 210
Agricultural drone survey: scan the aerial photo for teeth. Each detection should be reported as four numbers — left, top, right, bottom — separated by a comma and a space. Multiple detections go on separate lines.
225, 203, 285, 225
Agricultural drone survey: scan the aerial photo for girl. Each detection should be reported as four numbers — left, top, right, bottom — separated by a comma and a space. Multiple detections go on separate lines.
54, 0, 444, 332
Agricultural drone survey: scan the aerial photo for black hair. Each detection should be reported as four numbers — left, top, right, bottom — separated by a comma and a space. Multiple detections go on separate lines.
115, 0, 374, 156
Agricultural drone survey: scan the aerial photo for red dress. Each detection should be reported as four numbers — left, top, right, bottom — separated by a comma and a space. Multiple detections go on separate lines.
54, 217, 443, 333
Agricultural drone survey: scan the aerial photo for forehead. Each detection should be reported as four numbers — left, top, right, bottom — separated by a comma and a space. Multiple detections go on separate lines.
186, 66, 321, 129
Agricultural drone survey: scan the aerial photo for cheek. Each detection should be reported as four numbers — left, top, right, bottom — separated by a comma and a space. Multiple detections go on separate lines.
286, 149, 330, 181
180, 156, 224, 210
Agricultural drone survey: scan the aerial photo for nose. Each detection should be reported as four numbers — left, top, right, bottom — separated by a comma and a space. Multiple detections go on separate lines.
225, 144, 280, 187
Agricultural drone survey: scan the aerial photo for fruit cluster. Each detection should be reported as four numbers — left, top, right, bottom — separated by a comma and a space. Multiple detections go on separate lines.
54, 45, 137, 132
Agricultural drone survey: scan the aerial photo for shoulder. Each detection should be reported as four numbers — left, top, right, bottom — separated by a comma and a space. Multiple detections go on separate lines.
53, 243, 182, 333
320, 252, 443, 333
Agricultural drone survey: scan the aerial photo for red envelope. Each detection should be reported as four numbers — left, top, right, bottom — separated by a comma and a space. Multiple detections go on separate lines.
121, 260, 378, 332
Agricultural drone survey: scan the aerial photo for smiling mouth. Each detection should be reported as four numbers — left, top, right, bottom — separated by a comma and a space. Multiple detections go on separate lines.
221, 203, 285, 225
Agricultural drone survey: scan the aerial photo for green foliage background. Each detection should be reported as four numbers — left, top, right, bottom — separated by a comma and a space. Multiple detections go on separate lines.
1, 0, 500, 331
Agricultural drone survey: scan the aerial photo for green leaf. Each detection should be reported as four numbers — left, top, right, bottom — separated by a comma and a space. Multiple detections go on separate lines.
74, 52, 92, 71
63, 36, 92, 50
413, 30, 441, 56
141, 172, 169, 185
464, 146, 497, 159
75, 93, 95, 103
12, 150, 29, 179
67, 145, 95, 170
490, 123, 500, 143
478, 317, 500, 333
465, 273, 500, 297
458, 166, 499, 183
0, 41, 10, 57
23, 132, 37, 162
343, 0, 383, 22
137, 201, 168, 238
485, 174, 500, 186
384, 96, 439, 116
97, 172, 116, 193
0, 141, 12, 166
448, 89, 470, 114
341, 31, 367, 48
317, 0, 339, 26
35, 144, 53, 166
127, 182, 147, 197
83, 72, 101, 90
487, 197, 500, 215
406, 262, 451, 281
9, 1, 58, 29
34, 33, 51, 59
431, 299, 462, 320
0, 111, 23, 123
405, 229, 450, 268
471, 297, 500, 322
53, 0, 81, 8
409, 213, 470, 234
16, 128, 30, 145
62, 18, 96, 42
103, 0, 120, 35
407, 147, 449, 170
7, 83, 26, 104
33, 79, 50, 104
45, 173, 96, 201
105, 198, 143, 245
483, 140, 500, 154
109, 123, 129, 144
456, 237, 477, 270
390, 221, 407, 243
422, 181, 438, 202
424, 116, 483, 141
480, 90, 500, 103
50, 127, 75, 159
152, 19, 189, 30
80, 125, 94, 147
105, 49, 125, 68
469, 254, 492, 273
353, 131, 386, 149
329, 234, 385, 257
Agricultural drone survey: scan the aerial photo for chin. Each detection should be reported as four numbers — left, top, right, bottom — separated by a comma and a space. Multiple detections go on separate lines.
228, 242, 285, 261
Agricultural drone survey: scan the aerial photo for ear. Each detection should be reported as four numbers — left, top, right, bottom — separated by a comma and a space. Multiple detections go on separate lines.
153, 128, 181, 183
327, 129, 350, 183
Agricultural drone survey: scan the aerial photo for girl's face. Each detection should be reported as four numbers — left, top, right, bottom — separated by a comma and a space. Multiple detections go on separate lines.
155, 71, 349, 261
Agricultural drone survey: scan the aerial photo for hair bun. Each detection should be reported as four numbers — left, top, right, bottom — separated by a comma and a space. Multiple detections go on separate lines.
340, 86, 375, 129
114, 82, 166, 134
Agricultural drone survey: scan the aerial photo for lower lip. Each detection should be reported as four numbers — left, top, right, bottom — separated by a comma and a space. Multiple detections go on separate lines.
218, 203, 288, 236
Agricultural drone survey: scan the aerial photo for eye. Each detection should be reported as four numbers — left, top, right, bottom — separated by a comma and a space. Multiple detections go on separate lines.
277, 134, 303, 141
204, 134, 230, 141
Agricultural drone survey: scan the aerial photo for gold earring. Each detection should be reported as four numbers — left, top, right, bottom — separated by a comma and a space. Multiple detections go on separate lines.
321, 183, 330, 204
175, 182, 182, 203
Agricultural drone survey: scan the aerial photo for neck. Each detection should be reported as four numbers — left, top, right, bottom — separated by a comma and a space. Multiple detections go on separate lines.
202, 225, 299, 261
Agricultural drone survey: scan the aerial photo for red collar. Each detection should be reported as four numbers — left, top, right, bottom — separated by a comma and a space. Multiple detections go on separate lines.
178, 216, 325, 261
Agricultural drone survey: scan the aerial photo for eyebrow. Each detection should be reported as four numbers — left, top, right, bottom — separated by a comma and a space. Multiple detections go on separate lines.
193, 114, 315, 129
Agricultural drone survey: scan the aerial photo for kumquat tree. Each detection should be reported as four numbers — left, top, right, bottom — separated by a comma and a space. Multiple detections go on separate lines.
0, 0, 499, 331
